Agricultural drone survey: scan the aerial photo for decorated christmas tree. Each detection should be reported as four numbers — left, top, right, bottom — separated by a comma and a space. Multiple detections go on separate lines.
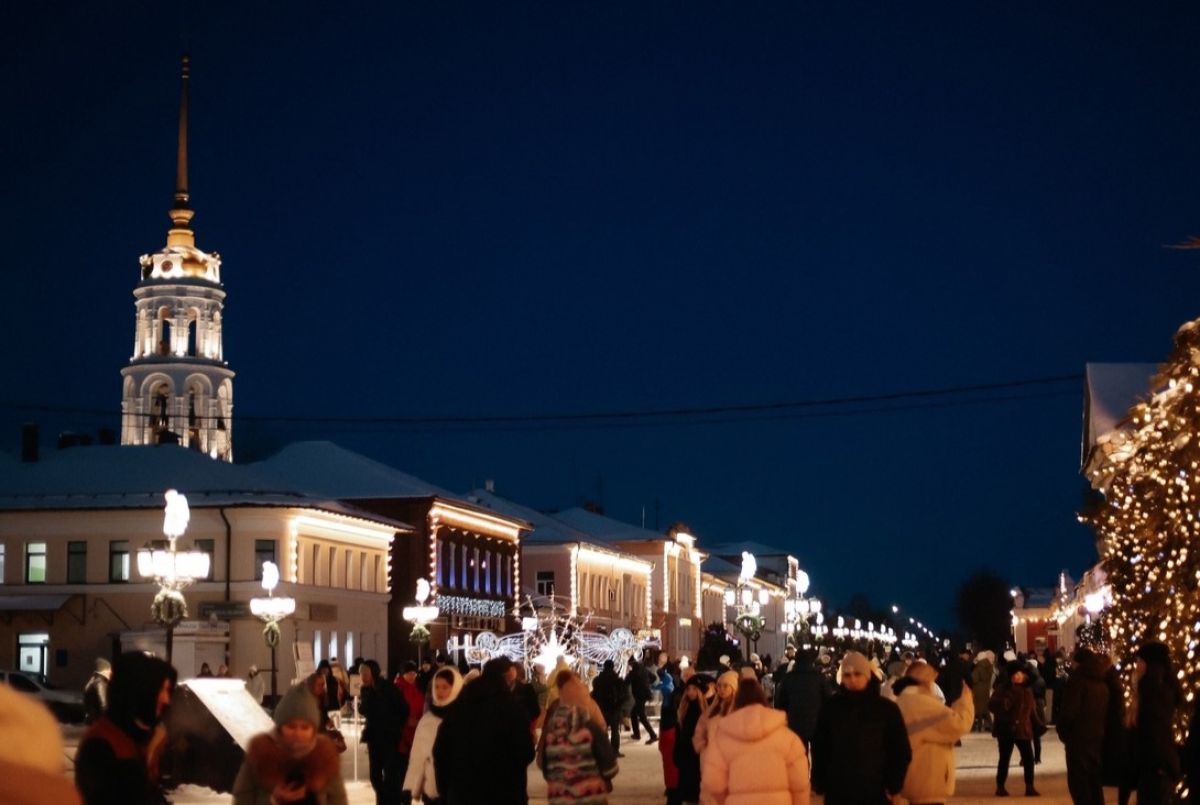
1083, 319, 1200, 730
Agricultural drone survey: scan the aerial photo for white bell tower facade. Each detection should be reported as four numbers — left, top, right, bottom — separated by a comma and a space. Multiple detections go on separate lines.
121, 56, 234, 461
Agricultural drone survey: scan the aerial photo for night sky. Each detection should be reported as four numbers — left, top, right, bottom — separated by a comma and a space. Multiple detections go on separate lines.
4, 3, 1200, 630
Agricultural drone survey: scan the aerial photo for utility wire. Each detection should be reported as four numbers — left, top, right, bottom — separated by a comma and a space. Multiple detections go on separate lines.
0, 372, 1083, 428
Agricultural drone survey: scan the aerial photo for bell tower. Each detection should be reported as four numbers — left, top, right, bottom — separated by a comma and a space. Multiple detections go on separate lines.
121, 55, 234, 460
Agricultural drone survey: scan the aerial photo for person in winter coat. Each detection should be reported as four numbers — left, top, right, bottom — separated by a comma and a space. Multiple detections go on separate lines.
83, 658, 111, 725
1025, 659, 1048, 764
627, 659, 658, 743
0, 684, 82, 805
972, 652, 996, 732
694, 669, 738, 758
74, 651, 177, 805
700, 678, 809, 805
537, 670, 619, 804
433, 656, 536, 805
812, 651, 912, 805
394, 661, 426, 781
403, 665, 463, 805
774, 648, 835, 750
893, 661, 974, 805
1056, 648, 1111, 805
232, 683, 347, 805
591, 660, 625, 756
989, 660, 1044, 796
674, 675, 708, 805
359, 659, 408, 805
658, 685, 682, 805
1101, 663, 1137, 805
1135, 641, 1182, 805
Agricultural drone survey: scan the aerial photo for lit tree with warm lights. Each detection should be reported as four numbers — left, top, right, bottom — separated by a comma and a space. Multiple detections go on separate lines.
1082, 319, 1200, 728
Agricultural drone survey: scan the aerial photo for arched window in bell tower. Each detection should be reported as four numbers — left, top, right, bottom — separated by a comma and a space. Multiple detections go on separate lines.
187, 385, 202, 451
186, 309, 199, 357
151, 382, 172, 444
157, 307, 173, 356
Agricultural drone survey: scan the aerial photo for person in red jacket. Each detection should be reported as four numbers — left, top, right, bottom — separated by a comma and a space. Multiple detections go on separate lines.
658, 685, 681, 804
394, 661, 426, 784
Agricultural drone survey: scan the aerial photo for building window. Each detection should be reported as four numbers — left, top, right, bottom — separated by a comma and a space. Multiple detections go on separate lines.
194, 539, 214, 581
536, 571, 555, 598
109, 540, 130, 582
254, 540, 276, 580
67, 541, 87, 584
0, 544, 5, 583
313, 630, 323, 665
25, 542, 47, 584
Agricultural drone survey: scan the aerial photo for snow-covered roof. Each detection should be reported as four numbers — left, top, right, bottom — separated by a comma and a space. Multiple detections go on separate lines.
463, 489, 591, 544
0, 444, 413, 530
1083, 363, 1157, 460
703, 541, 793, 560
251, 441, 458, 500
701, 555, 742, 576
551, 507, 670, 544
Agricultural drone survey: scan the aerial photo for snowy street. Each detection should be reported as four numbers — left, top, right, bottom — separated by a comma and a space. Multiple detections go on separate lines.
62, 722, 1116, 805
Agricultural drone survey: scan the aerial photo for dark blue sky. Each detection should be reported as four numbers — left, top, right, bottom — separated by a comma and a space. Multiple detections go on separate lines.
4, 2, 1200, 629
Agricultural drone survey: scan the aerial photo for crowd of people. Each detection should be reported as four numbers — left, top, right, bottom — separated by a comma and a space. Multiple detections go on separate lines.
23, 634, 1200, 804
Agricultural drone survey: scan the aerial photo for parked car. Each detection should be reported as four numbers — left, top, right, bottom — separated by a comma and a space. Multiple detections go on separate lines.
1, 669, 85, 722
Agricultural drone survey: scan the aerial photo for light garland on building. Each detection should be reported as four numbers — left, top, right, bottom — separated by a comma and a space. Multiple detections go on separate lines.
435, 594, 509, 619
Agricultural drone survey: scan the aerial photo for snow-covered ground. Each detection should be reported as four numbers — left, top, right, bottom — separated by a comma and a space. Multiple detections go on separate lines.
64, 722, 1122, 804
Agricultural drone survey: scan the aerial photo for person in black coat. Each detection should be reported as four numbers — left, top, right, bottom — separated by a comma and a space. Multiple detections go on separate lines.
434, 656, 536, 805
591, 659, 624, 755
990, 661, 1044, 796
1135, 642, 1182, 805
1057, 649, 1111, 805
359, 659, 408, 805
673, 676, 707, 804
75, 651, 177, 805
627, 658, 658, 743
774, 648, 834, 749
812, 651, 911, 805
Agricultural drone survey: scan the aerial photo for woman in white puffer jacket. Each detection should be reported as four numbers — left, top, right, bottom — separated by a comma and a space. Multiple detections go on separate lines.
894, 661, 974, 805
403, 665, 463, 804
700, 678, 809, 805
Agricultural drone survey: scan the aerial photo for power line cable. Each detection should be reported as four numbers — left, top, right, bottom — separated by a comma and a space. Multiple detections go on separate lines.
0, 372, 1083, 429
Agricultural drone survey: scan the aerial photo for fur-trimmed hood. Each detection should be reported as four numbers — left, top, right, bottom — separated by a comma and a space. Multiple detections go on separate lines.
243, 732, 341, 793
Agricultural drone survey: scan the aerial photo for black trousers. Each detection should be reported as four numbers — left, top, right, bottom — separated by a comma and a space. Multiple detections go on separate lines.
996, 737, 1035, 788
1065, 747, 1104, 805
367, 741, 402, 805
631, 699, 657, 739
604, 710, 621, 753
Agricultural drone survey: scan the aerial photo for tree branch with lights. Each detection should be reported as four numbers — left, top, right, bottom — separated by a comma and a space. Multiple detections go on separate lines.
1082, 319, 1200, 732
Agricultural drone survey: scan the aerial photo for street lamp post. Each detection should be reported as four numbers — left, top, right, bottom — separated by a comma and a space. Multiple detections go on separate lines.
402, 579, 439, 664
725, 552, 767, 661
250, 561, 295, 708
136, 489, 210, 664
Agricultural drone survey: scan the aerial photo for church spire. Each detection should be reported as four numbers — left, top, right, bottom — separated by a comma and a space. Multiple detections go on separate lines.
167, 54, 195, 248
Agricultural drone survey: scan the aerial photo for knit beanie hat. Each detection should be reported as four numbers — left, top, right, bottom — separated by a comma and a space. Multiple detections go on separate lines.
717, 669, 740, 692
274, 683, 321, 728
840, 651, 871, 677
